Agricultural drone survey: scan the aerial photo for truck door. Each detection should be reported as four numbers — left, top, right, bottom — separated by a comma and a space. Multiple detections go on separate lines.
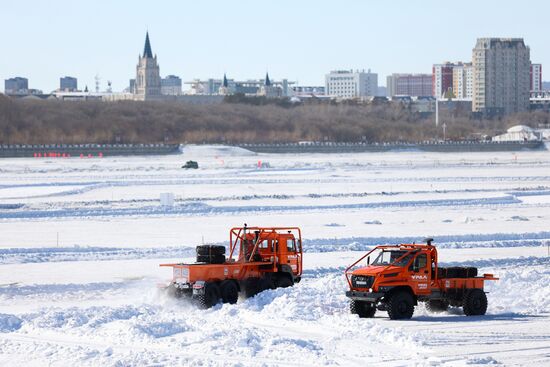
257, 238, 274, 260
409, 253, 430, 295
280, 236, 300, 275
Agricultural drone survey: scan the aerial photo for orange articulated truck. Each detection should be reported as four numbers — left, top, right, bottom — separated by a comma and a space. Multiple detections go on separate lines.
345, 238, 498, 320
160, 225, 303, 308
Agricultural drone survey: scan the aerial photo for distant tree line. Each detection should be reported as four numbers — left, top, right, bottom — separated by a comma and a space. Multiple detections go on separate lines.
0, 94, 548, 144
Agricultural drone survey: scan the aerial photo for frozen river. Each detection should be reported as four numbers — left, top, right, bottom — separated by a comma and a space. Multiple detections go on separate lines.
0, 146, 549, 366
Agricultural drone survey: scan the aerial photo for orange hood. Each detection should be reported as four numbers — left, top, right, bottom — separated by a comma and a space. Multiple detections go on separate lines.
352, 265, 402, 277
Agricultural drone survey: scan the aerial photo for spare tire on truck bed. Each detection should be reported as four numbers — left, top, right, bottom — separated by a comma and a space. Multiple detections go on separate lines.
196, 254, 225, 264
196, 245, 226, 264
437, 266, 478, 278
196, 245, 225, 256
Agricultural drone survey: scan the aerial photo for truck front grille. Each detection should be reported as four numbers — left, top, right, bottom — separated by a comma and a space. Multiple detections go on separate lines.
351, 275, 374, 289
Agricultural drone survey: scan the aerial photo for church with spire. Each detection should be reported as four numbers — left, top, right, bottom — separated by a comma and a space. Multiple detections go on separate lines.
125, 31, 293, 102
258, 72, 282, 98
134, 32, 161, 100
218, 73, 232, 95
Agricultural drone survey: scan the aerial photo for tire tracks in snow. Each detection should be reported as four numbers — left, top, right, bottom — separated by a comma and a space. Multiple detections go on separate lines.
0, 195, 526, 220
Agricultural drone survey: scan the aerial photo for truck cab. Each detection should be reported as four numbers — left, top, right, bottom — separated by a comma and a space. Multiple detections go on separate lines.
234, 228, 302, 277
345, 239, 498, 320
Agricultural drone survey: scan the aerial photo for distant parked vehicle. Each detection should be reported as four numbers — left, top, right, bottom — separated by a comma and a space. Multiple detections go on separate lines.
182, 160, 199, 169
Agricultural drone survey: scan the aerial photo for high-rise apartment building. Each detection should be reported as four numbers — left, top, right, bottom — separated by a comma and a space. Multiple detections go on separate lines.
135, 32, 161, 100
325, 70, 378, 98
472, 38, 530, 115
60, 76, 78, 92
432, 62, 473, 99
432, 63, 455, 98
4, 77, 29, 94
530, 63, 542, 92
452, 63, 474, 99
386, 74, 432, 97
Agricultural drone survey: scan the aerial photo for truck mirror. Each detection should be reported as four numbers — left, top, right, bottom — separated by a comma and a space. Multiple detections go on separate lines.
367, 256, 370, 265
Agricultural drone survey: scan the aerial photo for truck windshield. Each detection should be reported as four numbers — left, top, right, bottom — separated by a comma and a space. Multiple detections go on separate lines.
371, 250, 413, 267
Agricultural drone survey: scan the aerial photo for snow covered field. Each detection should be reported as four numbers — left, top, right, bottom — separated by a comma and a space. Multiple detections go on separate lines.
0, 145, 549, 366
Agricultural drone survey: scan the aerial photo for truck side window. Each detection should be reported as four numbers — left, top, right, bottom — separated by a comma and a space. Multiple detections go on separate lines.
411, 254, 427, 270
287, 239, 296, 252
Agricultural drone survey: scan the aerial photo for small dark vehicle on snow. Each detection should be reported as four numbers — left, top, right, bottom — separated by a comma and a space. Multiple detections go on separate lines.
182, 160, 199, 169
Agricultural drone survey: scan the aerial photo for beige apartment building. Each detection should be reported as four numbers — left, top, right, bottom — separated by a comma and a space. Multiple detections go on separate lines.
325, 70, 378, 99
472, 38, 530, 115
452, 63, 473, 99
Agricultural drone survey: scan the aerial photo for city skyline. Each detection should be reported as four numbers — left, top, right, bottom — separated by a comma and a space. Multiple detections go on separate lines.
1, 0, 548, 93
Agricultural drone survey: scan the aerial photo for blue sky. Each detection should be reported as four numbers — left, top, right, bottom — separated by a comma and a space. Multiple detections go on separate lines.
1, 0, 547, 92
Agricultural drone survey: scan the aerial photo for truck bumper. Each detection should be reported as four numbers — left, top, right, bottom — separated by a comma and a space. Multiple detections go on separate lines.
346, 290, 385, 302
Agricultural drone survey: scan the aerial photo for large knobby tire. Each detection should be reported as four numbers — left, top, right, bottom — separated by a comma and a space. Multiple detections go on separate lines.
350, 300, 376, 318
196, 245, 225, 256
164, 283, 179, 298
244, 277, 260, 298
209, 255, 226, 264
445, 267, 460, 278
258, 277, 274, 292
196, 282, 221, 309
426, 300, 449, 313
443, 267, 478, 278
386, 290, 415, 320
463, 289, 487, 316
220, 280, 239, 304
165, 283, 191, 299
276, 275, 294, 288
196, 254, 225, 264
196, 254, 209, 263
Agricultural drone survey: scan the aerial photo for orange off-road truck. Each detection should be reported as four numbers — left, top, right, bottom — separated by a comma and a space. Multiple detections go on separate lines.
160, 226, 302, 308
345, 239, 498, 319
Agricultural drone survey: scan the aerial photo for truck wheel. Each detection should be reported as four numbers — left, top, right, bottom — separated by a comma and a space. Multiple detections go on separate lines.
276, 276, 293, 288
244, 277, 259, 298
165, 284, 191, 299
164, 283, 179, 298
220, 280, 238, 304
463, 289, 487, 316
350, 300, 376, 318
387, 290, 415, 320
426, 300, 449, 313
258, 277, 274, 292
196, 282, 221, 309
